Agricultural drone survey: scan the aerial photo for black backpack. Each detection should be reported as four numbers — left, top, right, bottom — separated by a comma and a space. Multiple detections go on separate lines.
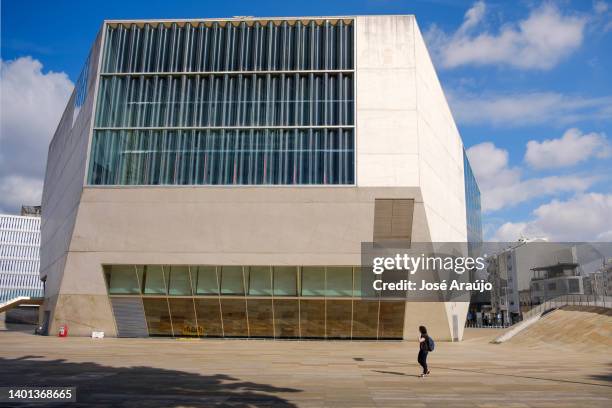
427, 336, 435, 352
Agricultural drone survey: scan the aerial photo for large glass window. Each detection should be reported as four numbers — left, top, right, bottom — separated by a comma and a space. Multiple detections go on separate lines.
220, 266, 245, 295
143, 265, 166, 294
168, 266, 193, 295
88, 129, 354, 186
326, 267, 353, 296
106, 265, 140, 294
102, 20, 354, 74
195, 266, 218, 295
89, 19, 355, 187
301, 267, 325, 296
106, 264, 407, 340
247, 266, 272, 296
273, 267, 297, 296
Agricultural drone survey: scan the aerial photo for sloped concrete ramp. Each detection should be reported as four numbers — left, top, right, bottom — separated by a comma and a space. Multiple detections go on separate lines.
505, 306, 612, 351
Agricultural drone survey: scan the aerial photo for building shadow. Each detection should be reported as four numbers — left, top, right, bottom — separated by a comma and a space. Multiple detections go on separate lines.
0, 356, 301, 407
589, 363, 612, 383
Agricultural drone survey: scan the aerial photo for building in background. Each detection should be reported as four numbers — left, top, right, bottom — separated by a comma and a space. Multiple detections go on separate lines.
530, 263, 585, 304
20, 206, 42, 217
584, 260, 611, 298
0, 214, 43, 304
487, 240, 574, 322
41, 15, 481, 340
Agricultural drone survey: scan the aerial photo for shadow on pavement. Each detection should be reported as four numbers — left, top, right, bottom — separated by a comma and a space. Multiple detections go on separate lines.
589, 363, 612, 383
0, 356, 301, 407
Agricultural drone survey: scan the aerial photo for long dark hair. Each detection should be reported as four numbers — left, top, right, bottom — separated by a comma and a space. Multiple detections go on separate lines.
418, 325, 428, 335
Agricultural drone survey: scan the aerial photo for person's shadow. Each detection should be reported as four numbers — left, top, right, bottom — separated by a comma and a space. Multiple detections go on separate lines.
372, 370, 421, 377
0, 355, 301, 407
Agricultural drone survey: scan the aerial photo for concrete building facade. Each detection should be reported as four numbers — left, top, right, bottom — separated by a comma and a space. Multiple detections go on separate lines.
41, 15, 481, 340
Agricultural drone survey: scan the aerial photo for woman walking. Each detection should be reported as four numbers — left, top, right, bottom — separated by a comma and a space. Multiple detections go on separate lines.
417, 325, 431, 377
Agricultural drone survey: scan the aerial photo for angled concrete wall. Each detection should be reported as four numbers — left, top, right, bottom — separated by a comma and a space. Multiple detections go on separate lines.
40, 28, 104, 333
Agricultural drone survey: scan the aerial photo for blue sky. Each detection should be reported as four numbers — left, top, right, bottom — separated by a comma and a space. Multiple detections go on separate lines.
1, 0, 611, 241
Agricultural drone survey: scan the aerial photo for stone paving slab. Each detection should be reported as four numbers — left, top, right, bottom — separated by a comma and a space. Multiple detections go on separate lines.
0, 329, 610, 407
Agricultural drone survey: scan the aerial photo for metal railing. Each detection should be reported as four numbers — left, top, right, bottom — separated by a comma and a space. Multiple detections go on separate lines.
521, 294, 612, 321
465, 321, 511, 329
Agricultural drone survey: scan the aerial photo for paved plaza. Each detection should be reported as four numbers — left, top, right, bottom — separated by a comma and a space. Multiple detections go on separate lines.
0, 328, 610, 407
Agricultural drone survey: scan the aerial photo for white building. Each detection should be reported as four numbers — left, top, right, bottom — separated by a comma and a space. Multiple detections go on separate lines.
0, 214, 43, 303
41, 15, 482, 340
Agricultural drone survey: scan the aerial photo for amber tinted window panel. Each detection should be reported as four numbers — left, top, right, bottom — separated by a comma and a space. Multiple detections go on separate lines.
352, 300, 379, 339
379, 301, 405, 339
142, 298, 173, 336
273, 299, 299, 338
220, 298, 248, 337
246, 299, 274, 337
194, 298, 223, 337
300, 300, 325, 338
326, 300, 352, 339
168, 298, 199, 337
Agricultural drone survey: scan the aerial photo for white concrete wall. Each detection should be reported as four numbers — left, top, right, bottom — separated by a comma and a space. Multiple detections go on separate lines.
354, 16, 419, 188
40, 29, 103, 324
355, 16, 467, 242
413, 20, 467, 243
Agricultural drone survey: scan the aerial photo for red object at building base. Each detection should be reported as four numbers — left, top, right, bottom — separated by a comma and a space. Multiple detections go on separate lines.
58, 324, 68, 337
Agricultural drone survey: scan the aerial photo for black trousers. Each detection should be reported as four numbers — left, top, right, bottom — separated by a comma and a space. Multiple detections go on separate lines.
417, 350, 428, 374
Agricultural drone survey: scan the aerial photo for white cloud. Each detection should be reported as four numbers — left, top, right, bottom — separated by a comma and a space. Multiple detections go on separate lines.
466, 141, 596, 212
493, 193, 612, 241
0, 175, 44, 214
447, 91, 612, 127
594, 1, 609, 14
525, 128, 610, 169
426, 2, 586, 70
0, 57, 73, 214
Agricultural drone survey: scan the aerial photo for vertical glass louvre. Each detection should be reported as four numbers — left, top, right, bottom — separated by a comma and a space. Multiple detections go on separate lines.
89, 18, 355, 186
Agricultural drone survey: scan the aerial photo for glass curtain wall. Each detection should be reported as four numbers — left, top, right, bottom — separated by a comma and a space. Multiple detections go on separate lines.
89, 19, 355, 186
463, 150, 483, 255
104, 265, 405, 339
